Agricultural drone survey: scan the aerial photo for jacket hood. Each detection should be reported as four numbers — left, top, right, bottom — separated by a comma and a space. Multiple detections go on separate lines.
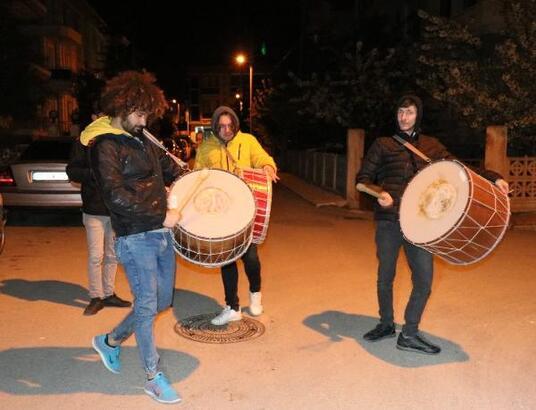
80, 116, 126, 146
210, 106, 240, 141
395, 94, 423, 136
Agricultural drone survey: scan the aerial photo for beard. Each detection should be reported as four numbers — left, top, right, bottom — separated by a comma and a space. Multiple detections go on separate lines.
122, 118, 144, 137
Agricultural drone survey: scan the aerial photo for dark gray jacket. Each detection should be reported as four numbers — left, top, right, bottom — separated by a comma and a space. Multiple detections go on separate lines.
356, 133, 501, 221
90, 133, 182, 236
66, 139, 109, 216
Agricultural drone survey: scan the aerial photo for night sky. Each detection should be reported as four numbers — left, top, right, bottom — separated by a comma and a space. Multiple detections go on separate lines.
88, 1, 302, 97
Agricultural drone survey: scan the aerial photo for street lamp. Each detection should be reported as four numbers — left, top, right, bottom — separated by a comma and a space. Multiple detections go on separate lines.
172, 98, 180, 126
235, 53, 253, 132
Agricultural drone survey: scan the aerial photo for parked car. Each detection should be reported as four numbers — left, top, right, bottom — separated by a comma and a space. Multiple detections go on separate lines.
0, 139, 82, 208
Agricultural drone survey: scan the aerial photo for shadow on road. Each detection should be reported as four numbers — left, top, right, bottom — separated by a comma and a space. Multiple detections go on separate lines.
304, 310, 469, 368
0, 279, 88, 308
0, 346, 198, 395
172, 288, 222, 320
5, 209, 82, 226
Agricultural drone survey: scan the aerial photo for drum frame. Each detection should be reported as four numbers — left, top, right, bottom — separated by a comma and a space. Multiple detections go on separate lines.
400, 160, 510, 265
241, 168, 272, 244
169, 168, 255, 268
172, 223, 253, 268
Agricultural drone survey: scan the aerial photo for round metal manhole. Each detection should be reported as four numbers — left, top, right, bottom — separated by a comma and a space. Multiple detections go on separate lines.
174, 313, 265, 344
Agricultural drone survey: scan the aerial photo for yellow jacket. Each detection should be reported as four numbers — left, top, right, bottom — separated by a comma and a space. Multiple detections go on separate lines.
194, 131, 276, 173
79, 116, 126, 146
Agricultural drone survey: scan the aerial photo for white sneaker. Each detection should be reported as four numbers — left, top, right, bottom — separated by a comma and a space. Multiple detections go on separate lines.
249, 292, 263, 316
211, 306, 242, 325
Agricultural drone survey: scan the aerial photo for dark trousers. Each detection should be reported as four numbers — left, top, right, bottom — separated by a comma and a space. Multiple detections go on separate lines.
375, 220, 434, 336
221, 244, 261, 311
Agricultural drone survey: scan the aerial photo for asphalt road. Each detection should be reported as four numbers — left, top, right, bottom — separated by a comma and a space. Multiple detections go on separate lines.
1, 185, 535, 409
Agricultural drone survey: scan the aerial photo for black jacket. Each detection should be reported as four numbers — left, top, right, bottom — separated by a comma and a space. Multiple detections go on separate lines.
89, 133, 182, 237
356, 133, 502, 221
66, 139, 109, 216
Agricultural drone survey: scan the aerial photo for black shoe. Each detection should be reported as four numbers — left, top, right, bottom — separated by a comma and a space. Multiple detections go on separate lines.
363, 323, 396, 342
396, 333, 441, 355
102, 294, 132, 308
84, 298, 104, 316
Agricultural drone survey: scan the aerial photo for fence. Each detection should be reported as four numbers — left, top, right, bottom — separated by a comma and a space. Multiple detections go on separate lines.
280, 148, 536, 212
509, 156, 536, 211
279, 150, 347, 196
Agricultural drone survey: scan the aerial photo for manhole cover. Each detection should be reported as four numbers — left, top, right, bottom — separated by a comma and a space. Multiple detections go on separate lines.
174, 313, 265, 344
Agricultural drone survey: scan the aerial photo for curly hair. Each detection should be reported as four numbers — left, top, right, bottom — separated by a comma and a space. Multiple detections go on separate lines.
100, 70, 168, 119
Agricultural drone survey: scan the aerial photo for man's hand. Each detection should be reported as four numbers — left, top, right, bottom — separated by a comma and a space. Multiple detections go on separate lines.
163, 209, 181, 228
263, 165, 279, 183
378, 191, 393, 208
495, 178, 509, 195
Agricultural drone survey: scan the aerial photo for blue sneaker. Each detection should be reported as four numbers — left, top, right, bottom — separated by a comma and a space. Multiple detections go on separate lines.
144, 372, 182, 404
92, 334, 121, 374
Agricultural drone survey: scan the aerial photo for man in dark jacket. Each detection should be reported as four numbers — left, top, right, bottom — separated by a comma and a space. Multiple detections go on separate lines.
357, 95, 509, 354
67, 138, 131, 315
83, 71, 183, 404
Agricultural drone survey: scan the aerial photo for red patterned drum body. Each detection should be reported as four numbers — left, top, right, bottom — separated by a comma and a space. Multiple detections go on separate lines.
241, 168, 273, 244
400, 160, 510, 265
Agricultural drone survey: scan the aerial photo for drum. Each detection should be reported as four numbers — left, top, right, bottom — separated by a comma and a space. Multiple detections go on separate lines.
168, 169, 256, 267
241, 168, 273, 244
399, 160, 510, 265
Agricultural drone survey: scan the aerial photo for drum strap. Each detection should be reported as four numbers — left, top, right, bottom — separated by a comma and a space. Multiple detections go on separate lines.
392, 134, 432, 164
221, 143, 242, 174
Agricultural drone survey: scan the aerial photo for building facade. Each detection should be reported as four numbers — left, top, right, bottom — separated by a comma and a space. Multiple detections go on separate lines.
4, 0, 107, 138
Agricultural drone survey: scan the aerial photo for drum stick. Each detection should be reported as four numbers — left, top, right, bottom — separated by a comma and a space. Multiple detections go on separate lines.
142, 128, 190, 170
356, 183, 383, 199
175, 168, 210, 217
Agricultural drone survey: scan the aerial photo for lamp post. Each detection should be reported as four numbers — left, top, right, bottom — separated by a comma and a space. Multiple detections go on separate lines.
235, 53, 253, 132
172, 99, 180, 127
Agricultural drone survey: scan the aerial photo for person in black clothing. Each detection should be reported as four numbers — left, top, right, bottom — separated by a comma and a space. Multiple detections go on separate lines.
357, 95, 509, 354
85, 71, 184, 404
67, 137, 131, 315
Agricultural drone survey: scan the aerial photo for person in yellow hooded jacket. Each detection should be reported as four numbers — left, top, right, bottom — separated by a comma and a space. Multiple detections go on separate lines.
195, 106, 278, 325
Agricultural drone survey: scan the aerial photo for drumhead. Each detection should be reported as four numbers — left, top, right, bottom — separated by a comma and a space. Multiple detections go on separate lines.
400, 160, 470, 244
169, 169, 255, 238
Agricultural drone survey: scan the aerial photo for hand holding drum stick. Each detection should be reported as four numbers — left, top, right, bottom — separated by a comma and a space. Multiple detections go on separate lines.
356, 183, 393, 208
166, 169, 210, 226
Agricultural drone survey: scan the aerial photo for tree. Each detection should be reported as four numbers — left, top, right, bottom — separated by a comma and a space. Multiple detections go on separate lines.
289, 41, 415, 136
253, 79, 344, 152
417, 1, 536, 153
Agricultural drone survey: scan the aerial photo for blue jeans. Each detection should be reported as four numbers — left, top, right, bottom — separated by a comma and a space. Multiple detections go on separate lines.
375, 220, 433, 336
110, 229, 176, 378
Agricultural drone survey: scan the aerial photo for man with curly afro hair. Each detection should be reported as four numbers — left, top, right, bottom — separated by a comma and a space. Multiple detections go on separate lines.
82, 70, 184, 404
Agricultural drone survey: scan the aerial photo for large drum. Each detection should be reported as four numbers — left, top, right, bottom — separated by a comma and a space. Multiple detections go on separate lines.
400, 160, 510, 265
241, 168, 272, 244
168, 169, 256, 267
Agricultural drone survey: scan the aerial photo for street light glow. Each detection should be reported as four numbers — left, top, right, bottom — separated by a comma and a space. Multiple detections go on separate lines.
234, 52, 253, 131
235, 54, 246, 65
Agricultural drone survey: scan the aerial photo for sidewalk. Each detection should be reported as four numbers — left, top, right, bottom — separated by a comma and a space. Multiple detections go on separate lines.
278, 172, 373, 220
511, 211, 536, 230
279, 172, 536, 229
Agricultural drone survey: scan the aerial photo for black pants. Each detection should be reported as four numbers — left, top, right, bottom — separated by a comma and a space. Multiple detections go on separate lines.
375, 220, 434, 336
221, 244, 261, 311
